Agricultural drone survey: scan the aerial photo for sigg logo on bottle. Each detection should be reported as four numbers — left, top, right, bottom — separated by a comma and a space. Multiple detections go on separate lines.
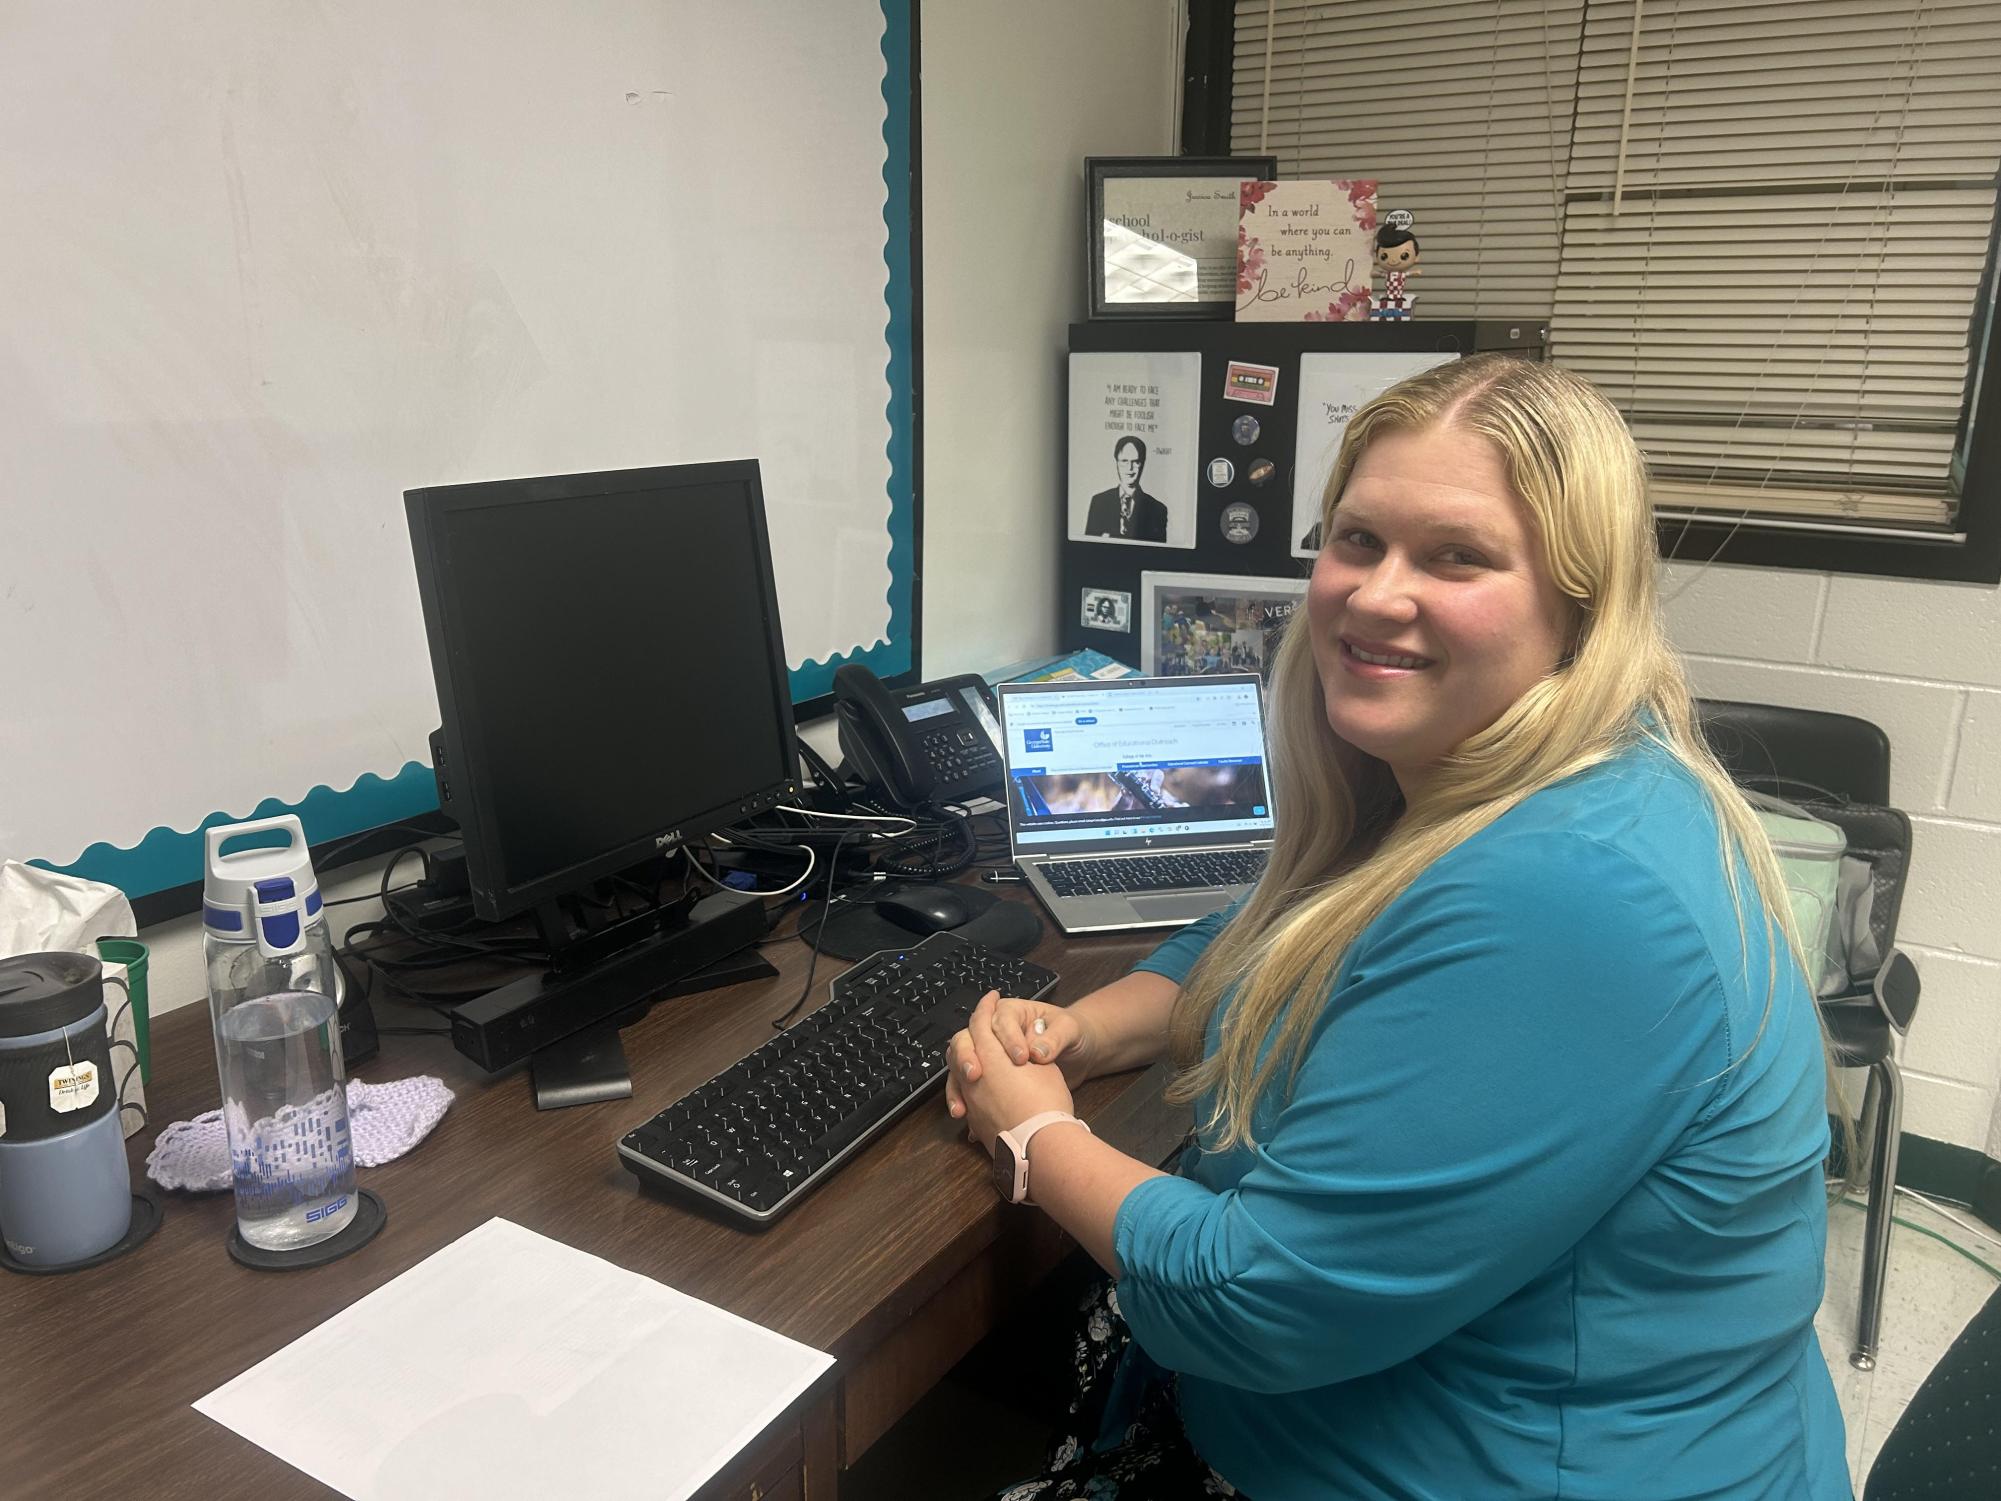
305, 1194, 350, 1224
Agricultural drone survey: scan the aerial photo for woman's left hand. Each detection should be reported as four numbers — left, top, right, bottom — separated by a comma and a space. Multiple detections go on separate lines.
947, 990, 1077, 1156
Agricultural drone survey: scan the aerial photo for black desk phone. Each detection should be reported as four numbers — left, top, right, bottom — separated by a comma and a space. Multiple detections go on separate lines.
833, 664, 1005, 810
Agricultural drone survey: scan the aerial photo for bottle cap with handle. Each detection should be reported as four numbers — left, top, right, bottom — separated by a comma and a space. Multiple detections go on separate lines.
202, 814, 325, 959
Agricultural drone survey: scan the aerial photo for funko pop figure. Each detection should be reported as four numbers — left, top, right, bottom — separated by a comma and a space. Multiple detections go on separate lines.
1371, 214, 1421, 321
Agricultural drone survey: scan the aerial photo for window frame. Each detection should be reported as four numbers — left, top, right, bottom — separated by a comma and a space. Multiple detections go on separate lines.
1181, 0, 2001, 586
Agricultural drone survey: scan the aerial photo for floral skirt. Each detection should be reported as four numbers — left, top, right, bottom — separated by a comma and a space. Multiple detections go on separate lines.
988, 1276, 1246, 1501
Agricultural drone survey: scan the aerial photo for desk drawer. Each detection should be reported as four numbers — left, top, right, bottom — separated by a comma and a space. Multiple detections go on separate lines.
842, 1215, 1071, 1466
693, 1417, 799, 1501
693, 1375, 837, 1501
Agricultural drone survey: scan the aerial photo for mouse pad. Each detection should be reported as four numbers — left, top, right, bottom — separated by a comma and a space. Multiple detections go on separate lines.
797, 882, 1044, 961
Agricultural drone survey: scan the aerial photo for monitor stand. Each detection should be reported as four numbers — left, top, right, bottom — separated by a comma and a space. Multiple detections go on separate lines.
528, 944, 778, 1110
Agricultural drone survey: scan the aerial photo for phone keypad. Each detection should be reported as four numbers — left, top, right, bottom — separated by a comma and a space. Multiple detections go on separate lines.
922, 724, 998, 791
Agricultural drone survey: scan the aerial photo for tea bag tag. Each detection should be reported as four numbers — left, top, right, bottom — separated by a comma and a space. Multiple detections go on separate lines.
50, 1062, 100, 1113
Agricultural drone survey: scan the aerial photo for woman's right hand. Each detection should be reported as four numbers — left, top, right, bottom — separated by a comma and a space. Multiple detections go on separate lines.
944, 995, 1098, 1121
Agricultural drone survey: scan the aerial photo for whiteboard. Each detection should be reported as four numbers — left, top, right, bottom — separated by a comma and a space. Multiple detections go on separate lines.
0, 1, 915, 896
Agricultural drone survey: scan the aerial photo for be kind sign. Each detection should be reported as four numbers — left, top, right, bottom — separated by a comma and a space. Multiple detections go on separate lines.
1235, 179, 1378, 322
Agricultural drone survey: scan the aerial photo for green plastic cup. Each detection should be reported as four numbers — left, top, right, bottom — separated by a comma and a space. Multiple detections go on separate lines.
94, 937, 151, 1082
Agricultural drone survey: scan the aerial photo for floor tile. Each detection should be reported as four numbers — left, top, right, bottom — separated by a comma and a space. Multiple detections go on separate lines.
1858, 1389, 1909, 1484
1821, 1191, 2001, 1493
1820, 1345, 1873, 1480
1854, 1202, 1995, 1386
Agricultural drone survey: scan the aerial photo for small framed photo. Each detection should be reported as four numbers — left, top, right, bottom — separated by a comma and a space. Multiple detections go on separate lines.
1140, 571, 1308, 683
1088, 155, 1278, 320
1081, 587, 1132, 632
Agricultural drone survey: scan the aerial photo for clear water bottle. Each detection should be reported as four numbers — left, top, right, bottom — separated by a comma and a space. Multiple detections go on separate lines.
203, 815, 356, 1251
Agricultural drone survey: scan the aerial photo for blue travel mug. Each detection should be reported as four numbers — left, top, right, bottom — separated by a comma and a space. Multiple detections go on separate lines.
0, 952, 133, 1267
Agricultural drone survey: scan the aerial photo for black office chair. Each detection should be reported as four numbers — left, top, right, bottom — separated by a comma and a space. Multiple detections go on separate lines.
1696, 700, 1923, 1372
1863, 1283, 2001, 1498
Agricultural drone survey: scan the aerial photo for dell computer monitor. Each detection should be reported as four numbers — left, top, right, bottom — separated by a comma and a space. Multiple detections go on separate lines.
404, 461, 797, 921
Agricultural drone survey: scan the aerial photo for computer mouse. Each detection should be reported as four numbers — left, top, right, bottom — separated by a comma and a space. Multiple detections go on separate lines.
875, 883, 972, 935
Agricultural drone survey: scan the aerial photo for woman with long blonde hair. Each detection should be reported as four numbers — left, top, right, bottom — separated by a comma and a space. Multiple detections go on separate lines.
949, 354, 1849, 1500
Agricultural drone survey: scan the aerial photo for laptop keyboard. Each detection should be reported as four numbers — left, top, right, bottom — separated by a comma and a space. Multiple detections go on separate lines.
1041, 849, 1267, 897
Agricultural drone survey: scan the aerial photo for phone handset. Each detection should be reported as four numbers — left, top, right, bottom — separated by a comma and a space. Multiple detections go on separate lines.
833, 663, 936, 808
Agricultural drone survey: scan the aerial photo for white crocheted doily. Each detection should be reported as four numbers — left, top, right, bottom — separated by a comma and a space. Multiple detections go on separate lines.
145, 1075, 455, 1192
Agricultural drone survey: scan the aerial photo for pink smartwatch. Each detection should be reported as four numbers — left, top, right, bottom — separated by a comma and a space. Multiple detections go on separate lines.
992, 1111, 1089, 1204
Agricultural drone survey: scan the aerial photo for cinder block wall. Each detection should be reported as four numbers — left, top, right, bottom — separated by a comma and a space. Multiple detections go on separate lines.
1662, 561, 2001, 1154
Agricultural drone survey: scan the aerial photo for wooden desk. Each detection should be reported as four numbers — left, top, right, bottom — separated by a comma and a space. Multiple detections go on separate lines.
0, 892, 1187, 1500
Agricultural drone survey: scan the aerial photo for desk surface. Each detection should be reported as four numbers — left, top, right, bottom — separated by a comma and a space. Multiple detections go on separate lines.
1, 889, 1186, 1500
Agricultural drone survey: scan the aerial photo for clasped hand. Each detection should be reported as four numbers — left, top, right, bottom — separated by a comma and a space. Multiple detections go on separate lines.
944, 990, 1088, 1155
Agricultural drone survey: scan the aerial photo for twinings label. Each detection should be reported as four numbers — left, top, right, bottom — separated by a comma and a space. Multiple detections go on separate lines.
48, 1062, 100, 1113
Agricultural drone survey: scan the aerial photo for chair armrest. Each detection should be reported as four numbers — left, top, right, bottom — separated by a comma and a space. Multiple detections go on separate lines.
1872, 949, 1920, 1033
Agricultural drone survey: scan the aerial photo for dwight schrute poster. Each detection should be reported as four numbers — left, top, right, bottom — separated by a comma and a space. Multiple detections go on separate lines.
1067, 351, 1200, 550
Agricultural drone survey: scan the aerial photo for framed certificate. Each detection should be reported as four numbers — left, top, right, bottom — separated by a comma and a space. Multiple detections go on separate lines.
1088, 155, 1278, 320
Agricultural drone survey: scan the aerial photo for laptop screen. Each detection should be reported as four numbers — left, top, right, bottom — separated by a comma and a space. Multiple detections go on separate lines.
998, 676, 1275, 850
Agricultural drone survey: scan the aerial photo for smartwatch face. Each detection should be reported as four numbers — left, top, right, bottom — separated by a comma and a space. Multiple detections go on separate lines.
991, 1139, 1020, 1202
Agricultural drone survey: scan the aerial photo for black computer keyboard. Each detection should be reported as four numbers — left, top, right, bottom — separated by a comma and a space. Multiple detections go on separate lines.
1042, 849, 1267, 897
616, 932, 1058, 1225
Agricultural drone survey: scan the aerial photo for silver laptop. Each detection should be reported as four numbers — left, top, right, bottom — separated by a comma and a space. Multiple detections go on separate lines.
995, 673, 1275, 933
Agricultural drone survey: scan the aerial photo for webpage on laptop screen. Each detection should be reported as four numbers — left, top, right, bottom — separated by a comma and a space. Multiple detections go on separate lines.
1005, 681, 1273, 847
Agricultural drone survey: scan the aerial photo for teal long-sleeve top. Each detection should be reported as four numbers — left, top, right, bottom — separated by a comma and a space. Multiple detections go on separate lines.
1113, 739, 1850, 1500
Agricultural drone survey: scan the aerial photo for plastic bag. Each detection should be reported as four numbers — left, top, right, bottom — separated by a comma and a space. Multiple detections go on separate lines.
1747, 794, 1849, 997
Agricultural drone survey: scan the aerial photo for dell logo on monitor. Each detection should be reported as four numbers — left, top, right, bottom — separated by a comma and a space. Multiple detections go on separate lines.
654, 830, 684, 850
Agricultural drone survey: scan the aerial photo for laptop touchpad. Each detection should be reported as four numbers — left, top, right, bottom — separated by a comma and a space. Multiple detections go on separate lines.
1131, 893, 1226, 921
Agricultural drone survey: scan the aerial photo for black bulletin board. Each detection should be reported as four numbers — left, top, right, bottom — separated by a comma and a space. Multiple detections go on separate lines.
1060, 318, 1548, 668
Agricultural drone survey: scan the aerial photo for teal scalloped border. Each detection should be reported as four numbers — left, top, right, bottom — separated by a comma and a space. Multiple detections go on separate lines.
34, 0, 917, 902
788, 0, 915, 699
35, 762, 443, 899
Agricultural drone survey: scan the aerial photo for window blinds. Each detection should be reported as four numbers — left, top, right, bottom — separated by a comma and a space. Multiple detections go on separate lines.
1230, 0, 1585, 321
1231, 0, 2001, 530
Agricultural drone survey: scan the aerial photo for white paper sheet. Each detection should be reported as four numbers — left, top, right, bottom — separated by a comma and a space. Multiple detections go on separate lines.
194, 1218, 834, 1501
